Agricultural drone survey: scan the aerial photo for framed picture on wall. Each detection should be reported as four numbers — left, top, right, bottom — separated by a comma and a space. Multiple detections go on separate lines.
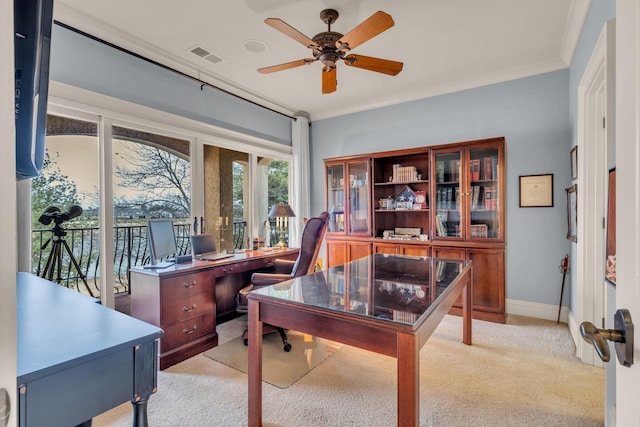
570, 146, 578, 180
605, 169, 616, 285
519, 174, 554, 207
566, 184, 577, 242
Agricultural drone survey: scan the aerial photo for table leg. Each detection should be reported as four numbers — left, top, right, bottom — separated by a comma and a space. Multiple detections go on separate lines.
462, 267, 473, 345
248, 299, 263, 427
132, 399, 149, 427
396, 332, 419, 427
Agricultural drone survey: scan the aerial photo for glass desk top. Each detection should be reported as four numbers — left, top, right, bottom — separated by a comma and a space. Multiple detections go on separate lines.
251, 254, 471, 326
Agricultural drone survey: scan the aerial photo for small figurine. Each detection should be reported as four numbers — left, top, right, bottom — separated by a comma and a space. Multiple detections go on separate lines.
264, 220, 271, 247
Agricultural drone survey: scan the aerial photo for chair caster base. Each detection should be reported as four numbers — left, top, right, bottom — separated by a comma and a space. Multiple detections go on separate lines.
283, 343, 292, 352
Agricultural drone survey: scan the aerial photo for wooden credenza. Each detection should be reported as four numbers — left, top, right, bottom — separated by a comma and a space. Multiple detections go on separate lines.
130, 249, 298, 369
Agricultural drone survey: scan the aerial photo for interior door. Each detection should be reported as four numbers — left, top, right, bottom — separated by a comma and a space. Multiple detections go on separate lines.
615, 1, 640, 424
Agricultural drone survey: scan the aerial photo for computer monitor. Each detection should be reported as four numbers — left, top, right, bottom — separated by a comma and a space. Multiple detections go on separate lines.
145, 219, 177, 269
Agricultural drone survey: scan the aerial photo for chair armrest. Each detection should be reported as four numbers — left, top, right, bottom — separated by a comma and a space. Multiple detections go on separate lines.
272, 259, 296, 274
251, 273, 294, 287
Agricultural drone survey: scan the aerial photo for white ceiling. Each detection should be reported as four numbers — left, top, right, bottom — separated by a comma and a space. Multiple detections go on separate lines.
53, 0, 589, 121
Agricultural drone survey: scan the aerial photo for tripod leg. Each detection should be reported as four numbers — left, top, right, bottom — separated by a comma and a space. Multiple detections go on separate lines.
41, 240, 57, 281
62, 239, 95, 297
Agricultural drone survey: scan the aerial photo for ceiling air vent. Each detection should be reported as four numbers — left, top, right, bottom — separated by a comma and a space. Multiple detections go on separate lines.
188, 45, 224, 64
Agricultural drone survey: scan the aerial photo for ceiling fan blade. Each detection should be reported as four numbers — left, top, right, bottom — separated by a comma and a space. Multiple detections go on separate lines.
343, 54, 403, 76
322, 66, 337, 94
258, 58, 316, 74
336, 11, 395, 51
264, 18, 319, 49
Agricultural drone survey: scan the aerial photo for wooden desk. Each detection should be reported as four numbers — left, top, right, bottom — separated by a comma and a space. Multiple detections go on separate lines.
247, 254, 472, 427
17, 273, 163, 427
130, 248, 298, 369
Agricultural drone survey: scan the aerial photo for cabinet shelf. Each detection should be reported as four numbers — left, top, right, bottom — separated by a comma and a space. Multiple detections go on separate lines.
375, 180, 429, 186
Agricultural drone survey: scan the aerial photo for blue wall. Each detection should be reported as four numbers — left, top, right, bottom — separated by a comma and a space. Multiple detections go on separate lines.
311, 70, 571, 307
49, 24, 293, 145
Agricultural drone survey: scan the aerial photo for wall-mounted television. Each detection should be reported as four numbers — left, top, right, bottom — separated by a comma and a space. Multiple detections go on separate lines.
14, 0, 54, 180
145, 220, 178, 269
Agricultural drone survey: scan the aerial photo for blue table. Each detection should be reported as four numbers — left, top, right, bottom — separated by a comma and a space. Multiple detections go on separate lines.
17, 273, 164, 427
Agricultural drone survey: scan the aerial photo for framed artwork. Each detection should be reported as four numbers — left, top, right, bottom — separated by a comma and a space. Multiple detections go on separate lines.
570, 146, 578, 180
519, 174, 554, 207
605, 169, 616, 285
566, 184, 577, 242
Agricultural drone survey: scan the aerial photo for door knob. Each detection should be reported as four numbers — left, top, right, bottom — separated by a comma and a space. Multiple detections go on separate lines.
580, 309, 634, 367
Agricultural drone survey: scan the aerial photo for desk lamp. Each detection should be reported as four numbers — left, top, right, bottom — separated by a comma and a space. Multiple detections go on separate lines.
269, 203, 296, 249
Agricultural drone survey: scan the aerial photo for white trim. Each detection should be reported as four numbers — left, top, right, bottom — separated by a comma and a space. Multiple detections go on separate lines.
506, 298, 569, 323
560, 0, 593, 66
575, 20, 614, 366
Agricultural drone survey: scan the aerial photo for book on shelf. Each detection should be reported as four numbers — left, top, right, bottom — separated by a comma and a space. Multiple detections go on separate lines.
435, 213, 447, 236
448, 159, 460, 182
455, 187, 461, 210
436, 187, 442, 209
471, 185, 481, 210
484, 157, 493, 180
435, 161, 444, 182
445, 187, 453, 209
470, 159, 480, 181
491, 155, 498, 180
484, 186, 497, 210
392, 164, 400, 182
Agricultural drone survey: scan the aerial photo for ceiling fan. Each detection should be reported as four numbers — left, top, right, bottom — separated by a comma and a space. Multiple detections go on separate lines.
258, 9, 403, 94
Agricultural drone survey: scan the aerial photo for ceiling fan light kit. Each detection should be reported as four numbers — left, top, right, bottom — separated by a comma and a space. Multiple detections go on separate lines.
259, 9, 403, 94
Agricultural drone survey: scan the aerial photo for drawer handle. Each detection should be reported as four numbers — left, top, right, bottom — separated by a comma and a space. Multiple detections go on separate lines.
183, 281, 197, 288
183, 304, 197, 313
183, 326, 198, 335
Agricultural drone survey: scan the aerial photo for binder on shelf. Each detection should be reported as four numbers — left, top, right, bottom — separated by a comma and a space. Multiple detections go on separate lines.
470, 159, 480, 181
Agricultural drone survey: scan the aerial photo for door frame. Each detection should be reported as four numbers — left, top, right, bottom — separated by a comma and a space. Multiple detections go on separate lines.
574, 20, 615, 366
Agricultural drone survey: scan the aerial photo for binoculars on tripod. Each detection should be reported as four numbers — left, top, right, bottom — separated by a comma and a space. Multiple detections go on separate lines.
38, 205, 83, 226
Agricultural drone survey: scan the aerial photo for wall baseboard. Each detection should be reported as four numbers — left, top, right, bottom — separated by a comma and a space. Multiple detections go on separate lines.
507, 298, 568, 323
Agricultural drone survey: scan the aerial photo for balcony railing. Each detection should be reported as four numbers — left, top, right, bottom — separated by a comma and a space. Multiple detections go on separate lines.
32, 221, 247, 295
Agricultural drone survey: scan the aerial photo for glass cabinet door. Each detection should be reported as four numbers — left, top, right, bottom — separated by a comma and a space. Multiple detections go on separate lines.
433, 150, 462, 238
327, 163, 345, 233
469, 146, 500, 239
347, 160, 370, 235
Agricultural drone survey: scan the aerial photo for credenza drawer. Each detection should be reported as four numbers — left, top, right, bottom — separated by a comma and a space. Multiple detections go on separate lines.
161, 291, 214, 325
161, 312, 215, 350
160, 270, 215, 301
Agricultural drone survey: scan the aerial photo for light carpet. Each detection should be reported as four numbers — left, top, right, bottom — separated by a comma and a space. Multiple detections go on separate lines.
94, 314, 603, 427
202, 318, 341, 388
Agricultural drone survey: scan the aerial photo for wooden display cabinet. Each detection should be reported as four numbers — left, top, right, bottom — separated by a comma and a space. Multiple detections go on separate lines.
325, 156, 371, 236
324, 137, 506, 323
431, 138, 505, 242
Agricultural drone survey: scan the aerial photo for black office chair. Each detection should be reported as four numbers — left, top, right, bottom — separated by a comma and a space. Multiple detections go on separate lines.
236, 211, 329, 351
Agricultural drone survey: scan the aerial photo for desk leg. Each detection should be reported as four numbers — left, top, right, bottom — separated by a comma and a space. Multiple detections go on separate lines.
397, 332, 418, 427
248, 299, 263, 427
462, 267, 473, 345
131, 340, 159, 427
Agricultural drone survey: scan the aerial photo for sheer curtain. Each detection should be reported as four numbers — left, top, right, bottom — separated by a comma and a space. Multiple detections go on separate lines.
290, 112, 310, 246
